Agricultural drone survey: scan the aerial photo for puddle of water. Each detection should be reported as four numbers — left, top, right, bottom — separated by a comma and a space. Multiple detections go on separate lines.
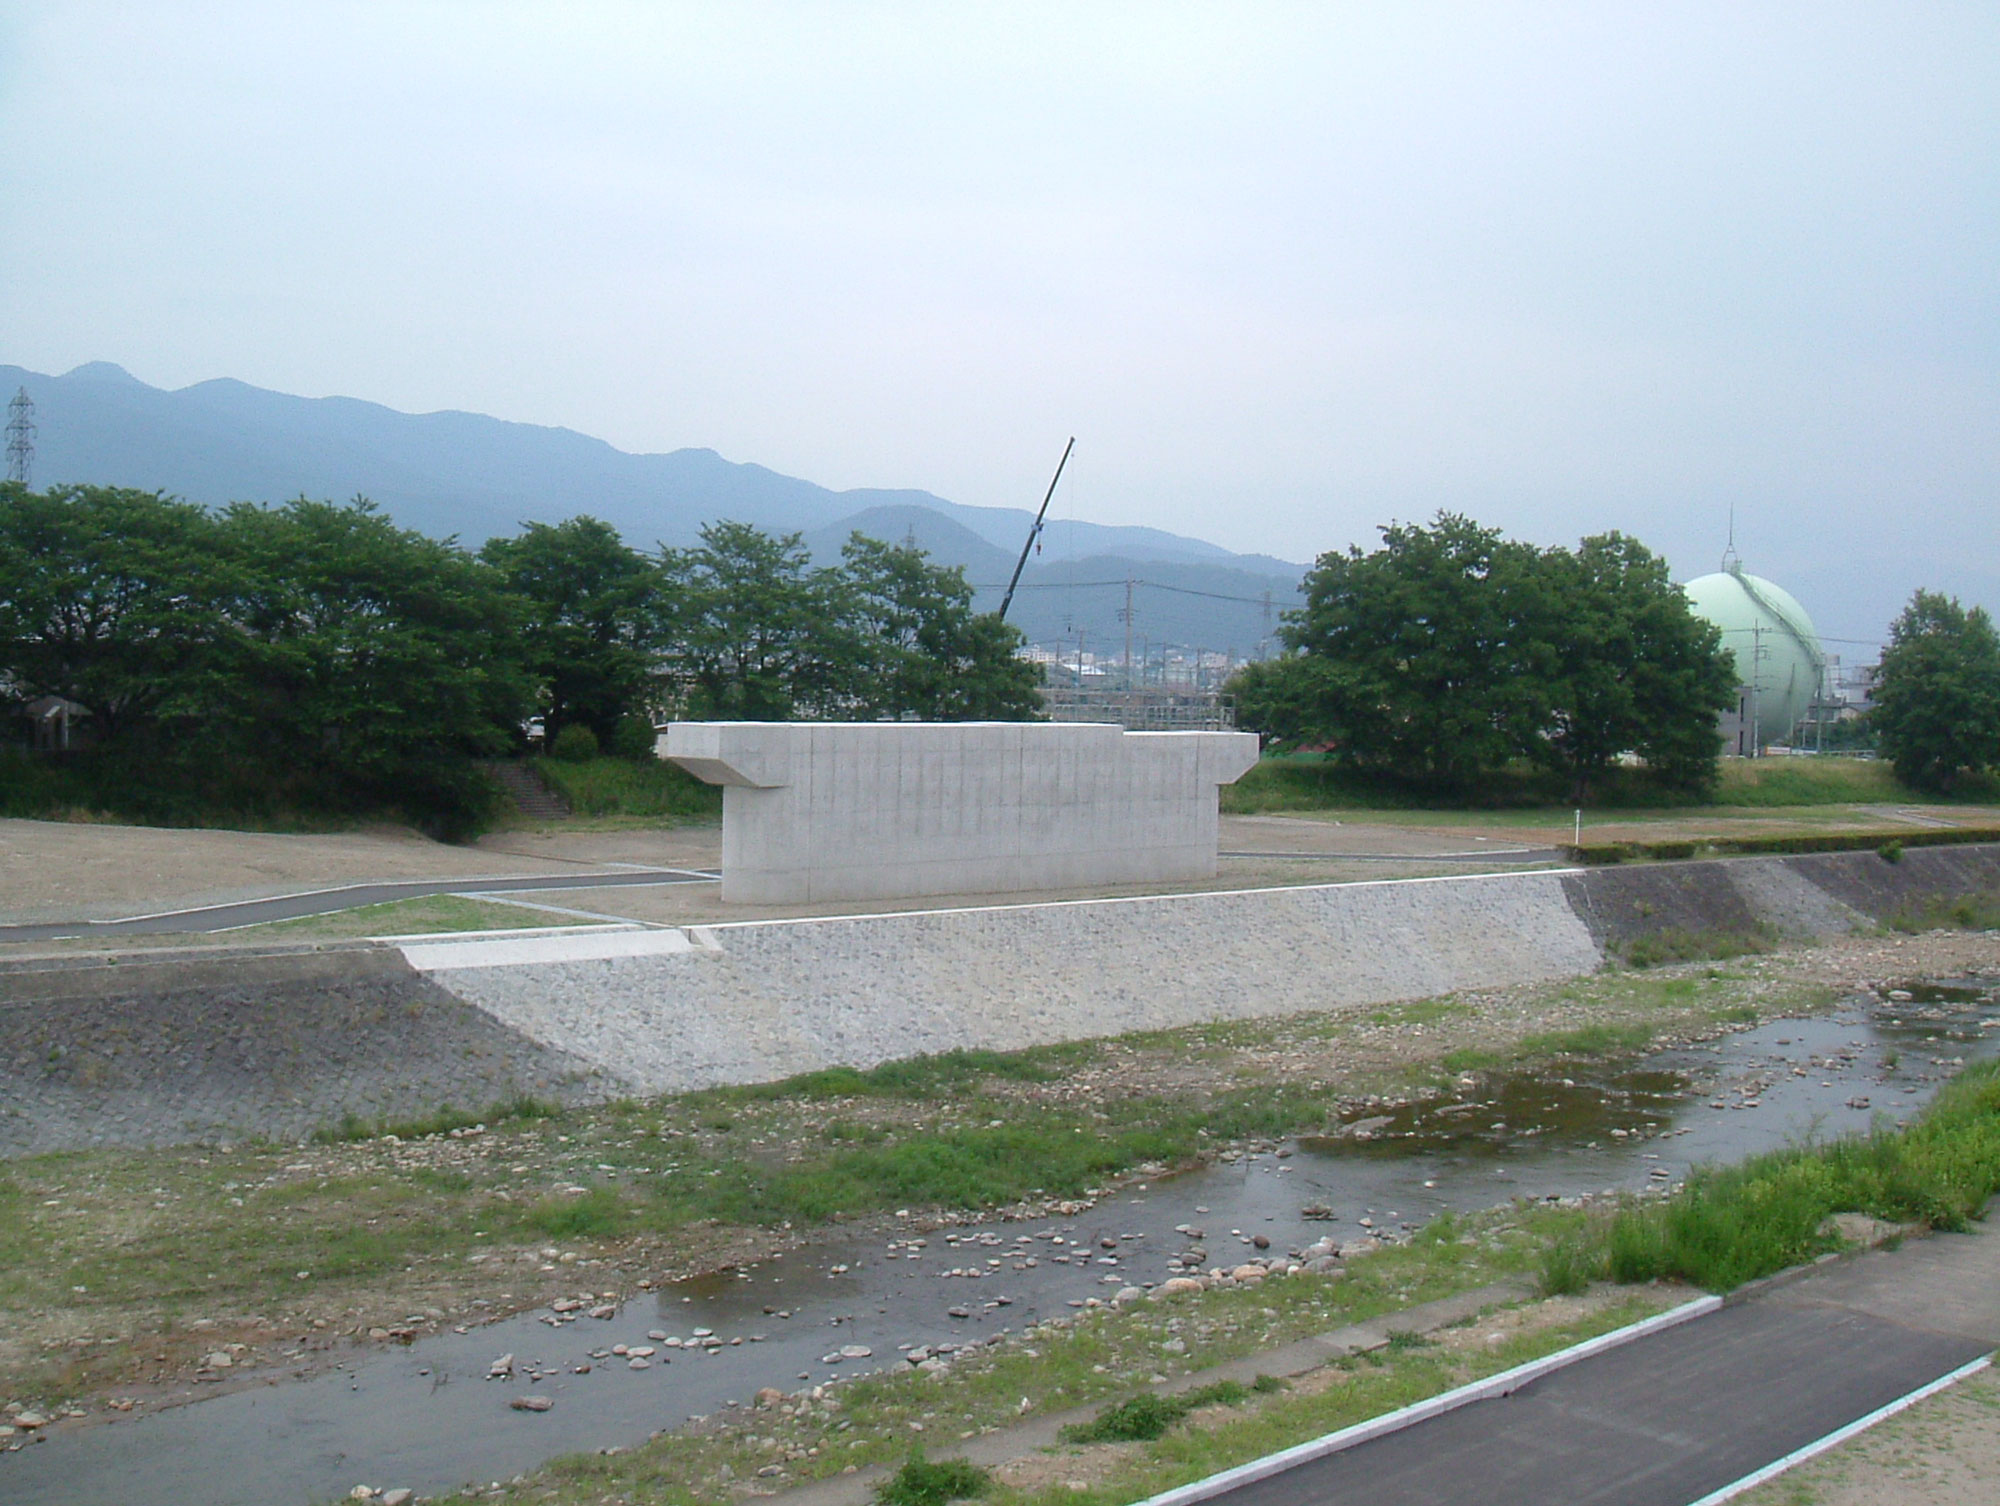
9, 979, 1999, 1506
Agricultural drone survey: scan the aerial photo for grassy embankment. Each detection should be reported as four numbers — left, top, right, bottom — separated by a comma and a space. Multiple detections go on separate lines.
528, 754, 722, 822
0, 965, 1807, 1408
1222, 753, 1970, 817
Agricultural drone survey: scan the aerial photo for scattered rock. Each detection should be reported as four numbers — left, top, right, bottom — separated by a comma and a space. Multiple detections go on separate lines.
510, 1395, 554, 1412
488, 1354, 514, 1378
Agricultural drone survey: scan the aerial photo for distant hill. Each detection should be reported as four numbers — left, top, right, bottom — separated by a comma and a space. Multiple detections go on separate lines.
1, 361, 1306, 657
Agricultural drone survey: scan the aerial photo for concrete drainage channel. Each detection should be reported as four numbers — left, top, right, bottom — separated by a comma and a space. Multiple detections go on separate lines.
6, 844, 2000, 1150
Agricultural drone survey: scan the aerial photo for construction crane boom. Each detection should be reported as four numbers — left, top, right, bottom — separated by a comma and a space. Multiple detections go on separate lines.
997, 436, 1075, 621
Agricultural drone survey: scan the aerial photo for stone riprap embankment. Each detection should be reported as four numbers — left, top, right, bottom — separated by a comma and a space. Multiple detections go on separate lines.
0, 946, 609, 1154
7, 844, 2000, 1151
434, 871, 1602, 1095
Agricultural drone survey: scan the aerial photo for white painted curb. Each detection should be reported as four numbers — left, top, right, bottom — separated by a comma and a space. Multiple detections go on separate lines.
399, 929, 694, 970
1122, 1295, 1723, 1506
1681, 1352, 1993, 1506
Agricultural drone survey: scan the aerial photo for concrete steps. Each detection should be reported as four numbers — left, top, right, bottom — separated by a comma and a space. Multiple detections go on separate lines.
485, 760, 571, 822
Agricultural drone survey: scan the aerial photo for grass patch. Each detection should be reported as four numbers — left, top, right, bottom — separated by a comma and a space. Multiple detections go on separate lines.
1887, 891, 2000, 934
716, 1048, 1068, 1103
1515, 1023, 1655, 1059
312, 1093, 559, 1144
1221, 755, 1916, 817
529, 756, 722, 820
875, 1450, 991, 1506
1618, 926, 1776, 969
1709, 759, 1905, 807
1059, 1380, 1255, 1444
1587, 1060, 2000, 1291
251, 893, 572, 940
1574, 826, 2000, 866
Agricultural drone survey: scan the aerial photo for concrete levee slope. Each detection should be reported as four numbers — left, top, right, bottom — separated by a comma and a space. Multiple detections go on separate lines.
1561, 844, 2000, 954
9, 843, 2000, 1152
0, 946, 610, 1154
424, 872, 1604, 1096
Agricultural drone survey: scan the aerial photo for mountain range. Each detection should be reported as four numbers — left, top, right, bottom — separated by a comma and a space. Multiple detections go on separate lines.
3, 361, 1304, 659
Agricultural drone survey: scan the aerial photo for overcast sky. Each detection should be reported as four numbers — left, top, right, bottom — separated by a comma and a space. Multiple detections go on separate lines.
3, 3, 1995, 644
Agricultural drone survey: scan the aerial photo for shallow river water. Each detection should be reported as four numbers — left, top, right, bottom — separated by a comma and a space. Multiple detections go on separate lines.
8, 981, 1999, 1506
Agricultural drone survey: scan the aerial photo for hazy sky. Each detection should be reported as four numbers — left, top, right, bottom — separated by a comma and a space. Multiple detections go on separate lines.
3, 3, 1996, 644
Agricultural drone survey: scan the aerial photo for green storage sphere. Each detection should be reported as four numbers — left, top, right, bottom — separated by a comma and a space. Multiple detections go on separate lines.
1683, 567, 1824, 747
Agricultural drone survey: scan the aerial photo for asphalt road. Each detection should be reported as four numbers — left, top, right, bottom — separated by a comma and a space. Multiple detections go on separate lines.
1182, 1211, 2000, 1506
1212, 1300, 1985, 1506
0, 868, 718, 945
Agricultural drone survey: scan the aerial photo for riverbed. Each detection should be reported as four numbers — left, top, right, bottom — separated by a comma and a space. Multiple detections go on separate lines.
6, 980, 1997, 1506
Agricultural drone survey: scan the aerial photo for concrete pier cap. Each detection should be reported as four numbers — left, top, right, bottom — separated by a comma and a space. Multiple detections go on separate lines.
662, 720, 1261, 904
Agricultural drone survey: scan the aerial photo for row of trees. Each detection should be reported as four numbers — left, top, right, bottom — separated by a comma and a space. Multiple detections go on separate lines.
0, 485, 1040, 831
1229, 514, 1738, 798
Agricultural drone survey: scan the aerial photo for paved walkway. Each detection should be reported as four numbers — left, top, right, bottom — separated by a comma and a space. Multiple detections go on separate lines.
0, 869, 718, 945
1194, 1220, 2000, 1506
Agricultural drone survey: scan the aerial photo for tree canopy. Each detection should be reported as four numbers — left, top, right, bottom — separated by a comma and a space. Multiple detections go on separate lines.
1230, 513, 1735, 798
1870, 589, 2000, 793
1, 484, 1043, 834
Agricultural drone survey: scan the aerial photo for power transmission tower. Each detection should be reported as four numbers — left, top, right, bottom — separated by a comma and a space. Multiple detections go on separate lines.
5, 388, 34, 486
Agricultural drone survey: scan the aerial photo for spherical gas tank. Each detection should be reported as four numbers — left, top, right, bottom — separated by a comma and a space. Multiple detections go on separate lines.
1682, 568, 1823, 745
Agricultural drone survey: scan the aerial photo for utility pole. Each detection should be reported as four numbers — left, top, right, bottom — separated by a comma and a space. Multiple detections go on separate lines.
1120, 577, 1135, 689
5, 388, 34, 487
1749, 624, 1763, 757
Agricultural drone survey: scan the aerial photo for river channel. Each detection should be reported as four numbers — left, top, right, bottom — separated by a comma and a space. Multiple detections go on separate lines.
8, 979, 1998, 1506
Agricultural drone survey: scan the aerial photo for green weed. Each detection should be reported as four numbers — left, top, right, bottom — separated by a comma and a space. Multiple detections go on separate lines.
1059, 1380, 1252, 1444
874, 1449, 990, 1506
530, 756, 721, 820
1598, 1060, 2000, 1291
1619, 926, 1775, 969
1887, 892, 2000, 934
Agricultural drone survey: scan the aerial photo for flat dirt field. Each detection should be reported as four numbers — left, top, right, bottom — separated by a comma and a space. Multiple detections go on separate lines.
0, 813, 1551, 931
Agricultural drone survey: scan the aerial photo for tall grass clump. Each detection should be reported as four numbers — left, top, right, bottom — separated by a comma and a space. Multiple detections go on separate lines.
874, 1449, 990, 1506
1601, 1061, 2000, 1291
533, 755, 722, 819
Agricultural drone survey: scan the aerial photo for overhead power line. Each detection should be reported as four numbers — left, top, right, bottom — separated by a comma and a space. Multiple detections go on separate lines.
971, 577, 1289, 607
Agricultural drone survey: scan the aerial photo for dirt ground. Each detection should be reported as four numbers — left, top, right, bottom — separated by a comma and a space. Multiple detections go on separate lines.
0, 813, 1550, 931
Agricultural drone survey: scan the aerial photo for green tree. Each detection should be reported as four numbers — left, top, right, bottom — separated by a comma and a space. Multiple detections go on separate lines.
0, 483, 235, 744
839, 534, 1041, 720
1235, 516, 1735, 799
219, 497, 532, 831
479, 516, 668, 745
1535, 533, 1736, 798
666, 522, 858, 719
1274, 513, 1551, 783
1871, 589, 2000, 792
